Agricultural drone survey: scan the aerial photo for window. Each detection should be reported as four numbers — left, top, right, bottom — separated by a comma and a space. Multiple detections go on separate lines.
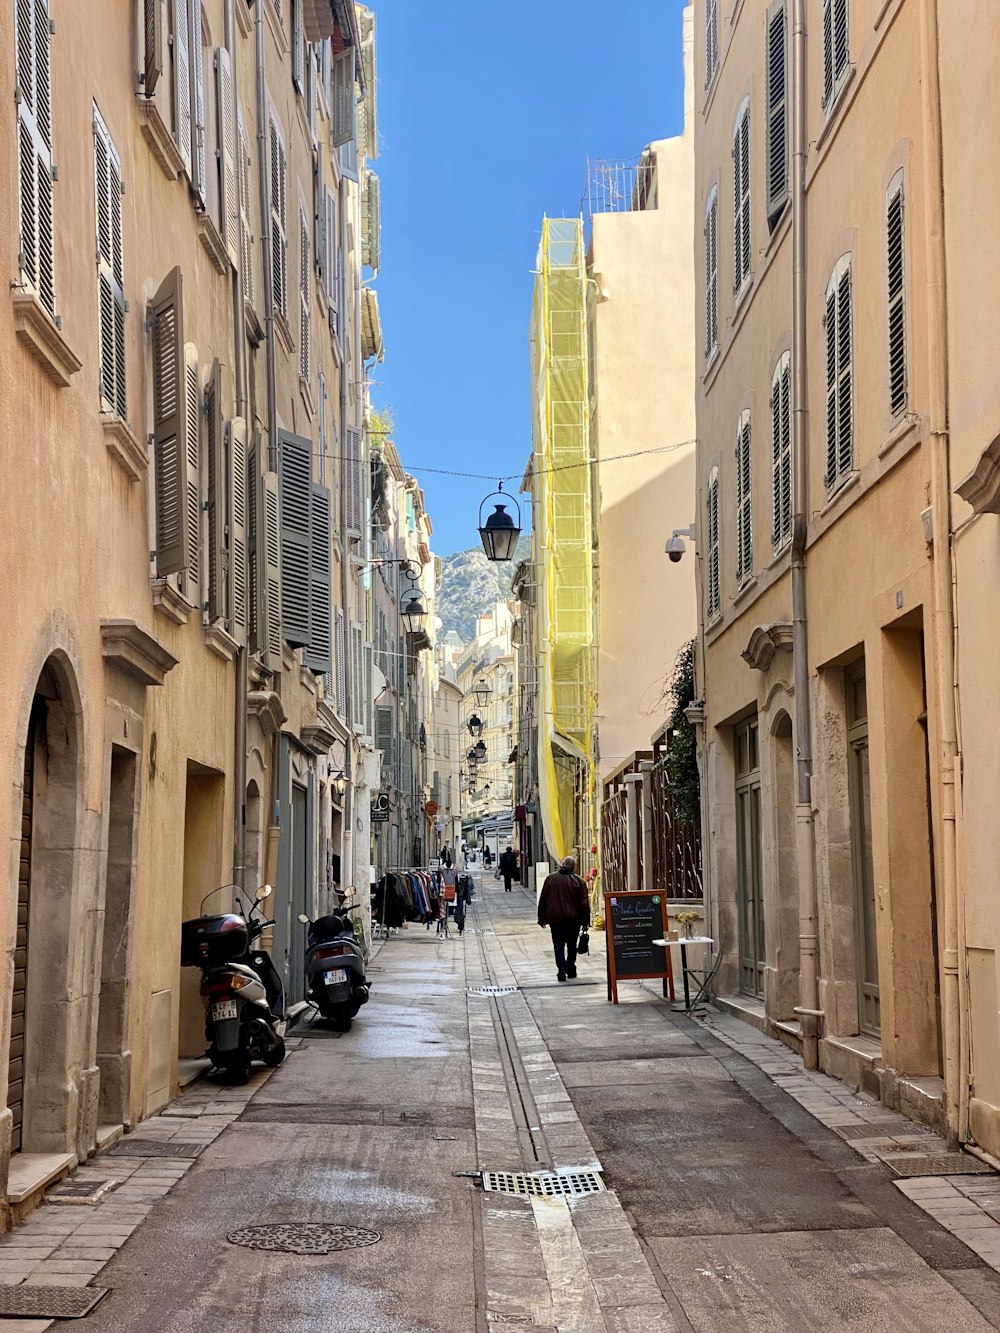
15, 0, 55, 315
732, 99, 751, 297
291, 0, 305, 94
705, 0, 719, 89
190, 6, 207, 205
318, 372, 327, 484
299, 204, 311, 381
822, 0, 850, 109
237, 109, 254, 306
706, 466, 721, 623
705, 186, 719, 360
886, 173, 907, 422
216, 46, 238, 265
93, 109, 126, 419
765, 0, 788, 230
736, 412, 753, 587
269, 116, 288, 320
771, 352, 792, 551
825, 256, 854, 495
323, 186, 339, 333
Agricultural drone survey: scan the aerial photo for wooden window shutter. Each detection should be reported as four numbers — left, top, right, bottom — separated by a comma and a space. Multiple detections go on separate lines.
183, 343, 202, 597
190, 3, 207, 203
313, 148, 325, 288
330, 49, 354, 148
836, 264, 853, 480
736, 414, 753, 587
94, 110, 126, 419
350, 622, 364, 729
269, 117, 287, 318
278, 431, 312, 647
229, 416, 249, 643
825, 283, 838, 489
259, 470, 282, 671
291, 0, 304, 93
248, 430, 258, 647
205, 359, 226, 622
143, 0, 164, 96
705, 189, 718, 358
363, 643, 374, 738
707, 468, 721, 622
772, 354, 792, 551
335, 607, 347, 716
216, 47, 239, 266
345, 425, 363, 536
299, 205, 310, 381
823, 0, 849, 107
15, 0, 55, 315
325, 188, 338, 325
732, 104, 751, 295
172, 0, 192, 175
765, 1, 788, 232
237, 110, 254, 307
374, 704, 393, 755
151, 267, 187, 576
362, 170, 380, 273
705, 0, 718, 89
887, 178, 907, 421
304, 483, 332, 675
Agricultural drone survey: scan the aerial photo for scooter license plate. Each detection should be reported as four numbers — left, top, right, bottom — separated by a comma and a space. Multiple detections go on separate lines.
324, 968, 348, 985
212, 1000, 238, 1021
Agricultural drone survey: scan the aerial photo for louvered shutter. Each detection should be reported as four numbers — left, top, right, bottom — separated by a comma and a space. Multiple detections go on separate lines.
229, 417, 249, 643
216, 47, 238, 265
335, 608, 347, 715
279, 431, 312, 647
172, 0, 192, 175
15, 0, 55, 316
345, 425, 363, 536
350, 622, 364, 728
94, 111, 126, 419
362, 170, 380, 273
363, 643, 374, 738
237, 110, 254, 307
401, 742, 412, 798
825, 284, 838, 489
299, 206, 310, 380
765, 1, 788, 231
707, 469, 721, 622
292, 0, 304, 92
151, 267, 187, 575
823, 0, 849, 106
314, 149, 325, 287
330, 49, 354, 147
183, 344, 202, 600
822, 0, 834, 105
887, 179, 906, 421
205, 359, 226, 622
836, 265, 853, 479
270, 119, 287, 318
772, 355, 792, 551
248, 430, 259, 646
260, 470, 282, 671
736, 415, 753, 587
705, 0, 718, 88
375, 705, 393, 757
732, 104, 751, 294
190, 4, 207, 203
705, 190, 718, 358
143, 0, 163, 96
305, 484, 332, 675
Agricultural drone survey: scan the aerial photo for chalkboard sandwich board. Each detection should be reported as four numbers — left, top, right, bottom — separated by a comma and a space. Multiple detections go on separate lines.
604, 891, 674, 1005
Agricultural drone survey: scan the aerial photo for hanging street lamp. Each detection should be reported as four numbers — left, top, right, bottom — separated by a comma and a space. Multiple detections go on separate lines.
473, 678, 491, 708
473, 738, 487, 763
331, 771, 348, 800
478, 481, 522, 562
400, 591, 429, 636
467, 712, 483, 739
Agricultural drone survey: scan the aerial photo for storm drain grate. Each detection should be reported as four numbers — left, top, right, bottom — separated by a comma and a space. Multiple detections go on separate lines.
47, 1178, 117, 1204
0, 1285, 109, 1318
882, 1151, 994, 1177
109, 1139, 204, 1159
468, 986, 518, 998
482, 1169, 605, 1199
227, 1223, 382, 1254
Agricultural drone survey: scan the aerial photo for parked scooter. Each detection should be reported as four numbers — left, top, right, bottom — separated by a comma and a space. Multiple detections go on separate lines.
298, 911, 369, 1032
181, 883, 287, 1083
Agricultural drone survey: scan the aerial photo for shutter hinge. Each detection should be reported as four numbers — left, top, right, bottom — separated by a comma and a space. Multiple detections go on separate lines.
14, 85, 23, 106
124, 300, 130, 313
49, 17, 55, 33
50, 164, 59, 182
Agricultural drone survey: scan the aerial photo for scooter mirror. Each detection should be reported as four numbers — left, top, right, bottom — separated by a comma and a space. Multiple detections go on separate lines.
256, 883, 273, 902
297, 914, 310, 924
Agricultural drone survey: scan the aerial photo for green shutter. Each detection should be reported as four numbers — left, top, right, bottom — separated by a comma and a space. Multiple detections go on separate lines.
304, 483, 332, 675
279, 431, 312, 647
229, 416, 249, 643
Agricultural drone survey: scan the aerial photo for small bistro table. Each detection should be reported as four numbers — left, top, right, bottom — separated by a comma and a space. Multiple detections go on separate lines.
653, 936, 715, 1013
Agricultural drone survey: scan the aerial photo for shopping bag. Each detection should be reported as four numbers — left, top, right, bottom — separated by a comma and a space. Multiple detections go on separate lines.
577, 930, 590, 955
443, 884, 456, 902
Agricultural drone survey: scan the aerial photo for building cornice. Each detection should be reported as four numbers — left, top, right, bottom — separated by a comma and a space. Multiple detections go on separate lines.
100, 619, 179, 687
956, 433, 1000, 516
741, 622, 793, 672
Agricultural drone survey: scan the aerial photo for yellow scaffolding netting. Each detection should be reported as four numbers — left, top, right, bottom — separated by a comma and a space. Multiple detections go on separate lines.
529, 219, 599, 912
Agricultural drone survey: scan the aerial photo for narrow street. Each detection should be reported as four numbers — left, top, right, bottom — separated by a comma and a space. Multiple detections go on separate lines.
5, 872, 1000, 1333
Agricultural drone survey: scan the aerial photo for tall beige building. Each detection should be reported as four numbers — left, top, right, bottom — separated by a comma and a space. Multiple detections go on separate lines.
691, 0, 1000, 1153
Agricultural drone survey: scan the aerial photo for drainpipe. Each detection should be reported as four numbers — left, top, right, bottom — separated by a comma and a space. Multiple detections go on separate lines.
339, 226, 355, 902
226, 0, 248, 892
789, 0, 822, 1071
255, 2, 278, 476
919, 0, 964, 1142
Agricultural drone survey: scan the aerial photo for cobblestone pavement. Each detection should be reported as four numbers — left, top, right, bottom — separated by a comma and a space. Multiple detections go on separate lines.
0, 876, 998, 1330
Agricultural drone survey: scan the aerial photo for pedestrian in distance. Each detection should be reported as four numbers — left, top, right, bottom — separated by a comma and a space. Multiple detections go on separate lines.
498, 845, 518, 892
441, 845, 453, 869
537, 856, 590, 982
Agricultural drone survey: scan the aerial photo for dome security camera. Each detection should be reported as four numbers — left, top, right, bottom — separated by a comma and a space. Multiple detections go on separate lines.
664, 535, 686, 563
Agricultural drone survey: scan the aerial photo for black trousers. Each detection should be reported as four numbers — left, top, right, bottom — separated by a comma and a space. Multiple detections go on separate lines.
503, 874, 513, 891
549, 921, 580, 975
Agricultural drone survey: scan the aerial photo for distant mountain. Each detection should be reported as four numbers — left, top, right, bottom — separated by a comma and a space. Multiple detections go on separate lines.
436, 538, 530, 642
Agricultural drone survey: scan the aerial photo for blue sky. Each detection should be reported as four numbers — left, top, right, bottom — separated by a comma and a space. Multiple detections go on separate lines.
369, 1, 689, 556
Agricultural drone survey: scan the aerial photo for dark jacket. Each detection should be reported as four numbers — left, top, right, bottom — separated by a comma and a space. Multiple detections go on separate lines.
499, 850, 518, 876
538, 872, 590, 927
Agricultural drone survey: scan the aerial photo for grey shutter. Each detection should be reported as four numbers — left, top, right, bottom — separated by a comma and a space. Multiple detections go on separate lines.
707, 470, 721, 621
190, 2, 207, 203
260, 470, 282, 671
887, 181, 906, 420
229, 416, 249, 643
151, 267, 187, 576
216, 47, 238, 265
279, 431, 312, 647
374, 704, 393, 759
345, 425, 362, 536
825, 284, 838, 489
363, 642, 374, 738
299, 206, 310, 380
205, 359, 226, 622
705, 0, 718, 88
314, 148, 325, 287
736, 415, 752, 586
705, 191, 718, 357
330, 49, 354, 147
292, 0, 304, 92
15, 0, 55, 315
836, 265, 853, 480
144, 0, 163, 95
305, 483, 332, 675
401, 742, 412, 797
336, 607, 347, 715
237, 110, 254, 307
183, 344, 202, 598
350, 622, 364, 729
833, 0, 849, 86
172, 0, 192, 175
95, 112, 126, 419
362, 170, 380, 273
248, 430, 258, 647
765, 1, 788, 231
772, 358, 792, 551
270, 118, 287, 318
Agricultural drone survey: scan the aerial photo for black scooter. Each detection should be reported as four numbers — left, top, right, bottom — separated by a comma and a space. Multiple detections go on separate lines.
298, 911, 369, 1031
181, 884, 286, 1083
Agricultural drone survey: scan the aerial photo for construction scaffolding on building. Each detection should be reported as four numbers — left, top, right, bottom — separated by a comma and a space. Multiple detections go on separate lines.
528, 219, 598, 901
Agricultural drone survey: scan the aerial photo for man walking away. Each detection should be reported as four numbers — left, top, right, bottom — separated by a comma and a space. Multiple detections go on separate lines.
498, 845, 518, 892
537, 857, 590, 982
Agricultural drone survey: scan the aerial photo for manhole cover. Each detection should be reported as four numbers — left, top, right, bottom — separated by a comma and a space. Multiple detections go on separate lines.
227, 1223, 382, 1254
882, 1152, 994, 1177
109, 1139, 204, 1158
47, 1178, 117, 1204
0, 1285, 109, 1318
482, 1169, 605, 1199
488, 1314, 535, 1325
468, 986, 518, 997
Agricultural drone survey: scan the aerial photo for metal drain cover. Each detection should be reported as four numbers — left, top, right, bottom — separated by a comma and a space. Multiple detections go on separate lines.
47, 1178, 117, 1204
227, 1223, 382, 1254
0, 1285, 109, 1318
468, 986, 518, 997
882, 1152, 994, 1177
482, 1169, 605, 1199
109, 1139, 204, 1158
